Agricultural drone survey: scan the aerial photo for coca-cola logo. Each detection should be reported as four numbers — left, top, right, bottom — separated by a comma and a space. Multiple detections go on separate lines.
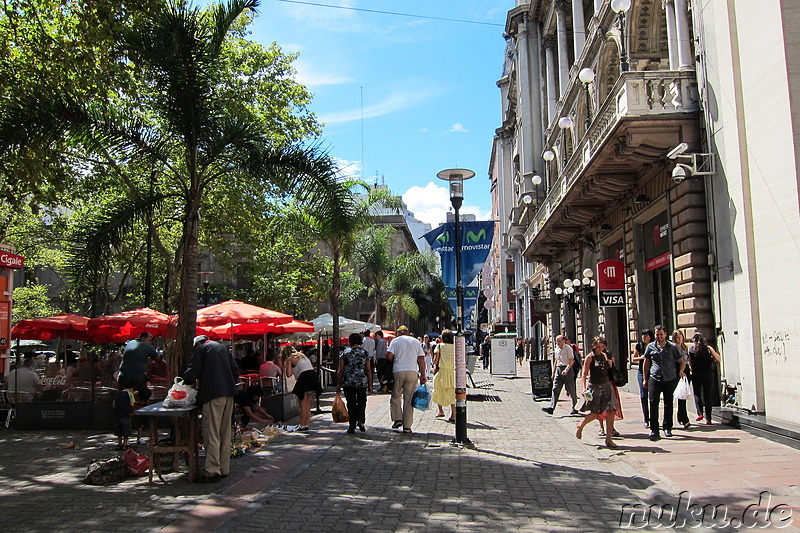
0, 251, 24, 269
42, 375, 67, 387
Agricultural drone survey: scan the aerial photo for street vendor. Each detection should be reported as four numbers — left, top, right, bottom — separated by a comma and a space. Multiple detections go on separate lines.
119, 332, 158, 388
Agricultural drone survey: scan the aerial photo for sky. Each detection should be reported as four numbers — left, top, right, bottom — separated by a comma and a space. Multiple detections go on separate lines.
249, 0, 509, 227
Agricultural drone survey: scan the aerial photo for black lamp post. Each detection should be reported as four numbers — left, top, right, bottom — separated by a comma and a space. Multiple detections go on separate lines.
579, 67, 595, 130
437, 168, 474, 446
199, 271, 213, 308
611, 0, 631, 72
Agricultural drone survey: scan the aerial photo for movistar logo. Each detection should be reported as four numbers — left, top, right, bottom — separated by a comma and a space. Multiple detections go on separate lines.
436, 231, 451, 244
465, 289, 478, 298
466, 229, 486, 243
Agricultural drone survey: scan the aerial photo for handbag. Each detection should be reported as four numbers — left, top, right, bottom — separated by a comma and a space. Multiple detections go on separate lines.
608, 364, 627, 387
162, 377, 198, 408
331, 392, 349, 423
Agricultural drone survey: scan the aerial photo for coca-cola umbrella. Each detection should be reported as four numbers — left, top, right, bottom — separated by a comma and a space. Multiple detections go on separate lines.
87, 308, 171, 343
195, 300, 294, 340
198, 318, 314, 341
10, 313, 91, 341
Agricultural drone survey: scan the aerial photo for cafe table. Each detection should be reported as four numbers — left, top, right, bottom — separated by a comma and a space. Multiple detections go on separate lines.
134, 401, 200, 482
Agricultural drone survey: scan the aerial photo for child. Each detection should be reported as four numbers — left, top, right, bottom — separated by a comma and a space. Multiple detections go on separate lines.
113, 376, 136, 450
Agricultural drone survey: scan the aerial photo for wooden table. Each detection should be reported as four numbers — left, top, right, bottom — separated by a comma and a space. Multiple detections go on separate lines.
134, 402, 200, 482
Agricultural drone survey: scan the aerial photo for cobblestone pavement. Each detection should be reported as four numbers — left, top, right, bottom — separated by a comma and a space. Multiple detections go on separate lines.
0, 364, 798, 532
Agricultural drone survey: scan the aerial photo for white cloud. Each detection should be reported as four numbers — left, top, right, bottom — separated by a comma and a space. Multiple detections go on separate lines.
333, 157, 361, 179
319, 88, 437, 125
293, 59, 353, 87
402, 182, 490, 226
448, 122, 469, 133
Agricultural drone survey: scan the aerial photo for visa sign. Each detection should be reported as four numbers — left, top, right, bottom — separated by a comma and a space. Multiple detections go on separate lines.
0, 251, 24, 269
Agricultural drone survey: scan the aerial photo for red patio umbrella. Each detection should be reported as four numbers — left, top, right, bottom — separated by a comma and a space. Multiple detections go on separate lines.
87, 308, 171, 342
10, 313, 91, 341
197, 318, 314, 341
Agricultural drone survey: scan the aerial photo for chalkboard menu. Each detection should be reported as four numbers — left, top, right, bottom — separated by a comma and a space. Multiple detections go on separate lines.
529, 360, 552, 399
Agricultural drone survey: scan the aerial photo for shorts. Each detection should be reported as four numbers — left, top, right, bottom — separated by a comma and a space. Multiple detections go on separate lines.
113, 417, 132, 438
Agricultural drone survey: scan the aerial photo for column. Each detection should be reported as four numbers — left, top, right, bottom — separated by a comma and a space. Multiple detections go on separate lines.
572, 0, 586, 58
556, 6, 570, 95
516, 21, 536, 180
664, 0, 679, 69
544, 37, 558, 124
674, 0, 694, 70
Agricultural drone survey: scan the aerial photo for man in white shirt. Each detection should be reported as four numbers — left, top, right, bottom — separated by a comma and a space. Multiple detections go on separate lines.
6, 358, 42, 403
387, 326, 427, 433
542, 335, 578, 415
362, 329, 376, 388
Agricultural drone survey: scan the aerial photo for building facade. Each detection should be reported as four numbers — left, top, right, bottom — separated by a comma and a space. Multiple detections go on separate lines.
491, 0, 800, 427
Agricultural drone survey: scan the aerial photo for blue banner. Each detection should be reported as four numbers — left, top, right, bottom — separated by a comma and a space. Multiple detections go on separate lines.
422, 221, 495, 287
446, 286, 479, 326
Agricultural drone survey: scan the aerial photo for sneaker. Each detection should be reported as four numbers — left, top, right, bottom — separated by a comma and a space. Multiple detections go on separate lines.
199, 474, 222, 483
347, 427, 355, 434
358, 423, 366, 432
683, 422, 691, 429
664, 429, 673, 437
649, 432, 660, 441
706, 419, 713, 425
297, 426, 309, 432
570, 409, 580, 415
392, 420, 403, 429
541, 407, 554, 415
402, 428, 412, 433
696, 415, 704, 422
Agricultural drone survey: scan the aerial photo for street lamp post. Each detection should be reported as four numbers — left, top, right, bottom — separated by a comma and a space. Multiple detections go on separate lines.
611, 0, 631, 72
437, 168, 474, 447
578, 67, 595, 130
199, 271, 213, 308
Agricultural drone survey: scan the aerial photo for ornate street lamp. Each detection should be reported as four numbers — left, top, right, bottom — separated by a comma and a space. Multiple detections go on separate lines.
611, 0, 631, 72
199, 271, 213, 308
437, 168, 474, 447
578, 67, 595, 130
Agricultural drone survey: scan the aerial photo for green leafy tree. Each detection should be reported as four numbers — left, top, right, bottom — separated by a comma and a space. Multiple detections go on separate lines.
11, 283, 58, 323
0, 0, 339, 377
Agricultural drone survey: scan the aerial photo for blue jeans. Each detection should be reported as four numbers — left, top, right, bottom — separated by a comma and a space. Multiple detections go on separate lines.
637, 370, 649, 425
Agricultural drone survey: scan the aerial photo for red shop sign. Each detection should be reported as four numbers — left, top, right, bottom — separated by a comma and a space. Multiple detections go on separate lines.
0, 251, 25, 269
597, 260, 625, 291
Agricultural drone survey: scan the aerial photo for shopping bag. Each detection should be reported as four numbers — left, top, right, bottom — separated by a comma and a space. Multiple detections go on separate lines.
412, 383, 432, 411
674, 376, 693, 401
123, 447, 150, 476
331, 393, 349, 423
162, 377, 198, 408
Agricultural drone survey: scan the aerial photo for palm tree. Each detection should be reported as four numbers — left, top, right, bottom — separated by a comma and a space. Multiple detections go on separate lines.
0, 0, 339, 376
352, 225, 394, 324
282, 181, 399, 354
385, 252, 438, 328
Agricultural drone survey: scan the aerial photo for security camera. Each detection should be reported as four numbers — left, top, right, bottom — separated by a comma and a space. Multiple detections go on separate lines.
667, 142, 689, 159
672, 164, 690, 183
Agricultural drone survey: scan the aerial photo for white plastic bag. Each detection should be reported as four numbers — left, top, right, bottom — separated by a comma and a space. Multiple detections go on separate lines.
162, 377, 198, 408
674, 376, 693, 401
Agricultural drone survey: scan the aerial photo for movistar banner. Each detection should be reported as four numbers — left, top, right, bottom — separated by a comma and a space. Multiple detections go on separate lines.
422, 221, 495, 287
446, 286, 479, 324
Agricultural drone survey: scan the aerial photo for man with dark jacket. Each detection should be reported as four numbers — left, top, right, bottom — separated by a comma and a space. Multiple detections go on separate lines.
183, 335, 240, 483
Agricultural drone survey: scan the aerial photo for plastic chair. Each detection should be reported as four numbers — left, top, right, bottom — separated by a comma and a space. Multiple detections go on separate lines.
0, 391, 16, 428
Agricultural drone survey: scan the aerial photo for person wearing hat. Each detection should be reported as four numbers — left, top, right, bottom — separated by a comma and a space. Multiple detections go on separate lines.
183, 335, 240, 483
387, 325, 427, 433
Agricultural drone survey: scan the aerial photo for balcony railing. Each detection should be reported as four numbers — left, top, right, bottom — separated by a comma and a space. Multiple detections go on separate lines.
525, 70, 699, 247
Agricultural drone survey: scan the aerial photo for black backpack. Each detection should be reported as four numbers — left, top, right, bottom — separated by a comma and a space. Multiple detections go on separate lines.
571, 344, 582, 375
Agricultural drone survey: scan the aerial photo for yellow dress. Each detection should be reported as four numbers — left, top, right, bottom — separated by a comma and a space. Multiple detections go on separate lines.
431, 343, 455, 406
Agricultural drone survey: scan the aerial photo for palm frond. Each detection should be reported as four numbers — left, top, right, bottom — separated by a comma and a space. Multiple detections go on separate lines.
65, 191, 170, 289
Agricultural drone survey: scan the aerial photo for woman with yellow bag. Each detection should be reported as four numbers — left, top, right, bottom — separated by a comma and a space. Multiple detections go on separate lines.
336, 332, 373, 434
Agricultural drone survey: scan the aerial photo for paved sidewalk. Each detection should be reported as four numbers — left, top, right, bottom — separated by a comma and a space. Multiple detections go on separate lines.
0, 364, 797, 532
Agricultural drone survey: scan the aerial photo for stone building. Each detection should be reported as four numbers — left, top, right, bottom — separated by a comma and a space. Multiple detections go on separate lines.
490, 0, 800, 427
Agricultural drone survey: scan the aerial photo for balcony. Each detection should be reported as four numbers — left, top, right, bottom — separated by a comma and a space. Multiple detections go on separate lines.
523, 70, 701, 262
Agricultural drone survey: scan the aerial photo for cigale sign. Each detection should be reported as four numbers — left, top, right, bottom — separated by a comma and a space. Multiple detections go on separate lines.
0, 251, 24, 269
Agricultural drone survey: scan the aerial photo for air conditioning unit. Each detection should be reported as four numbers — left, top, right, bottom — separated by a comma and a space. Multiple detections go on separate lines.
533, 299, 556, 314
